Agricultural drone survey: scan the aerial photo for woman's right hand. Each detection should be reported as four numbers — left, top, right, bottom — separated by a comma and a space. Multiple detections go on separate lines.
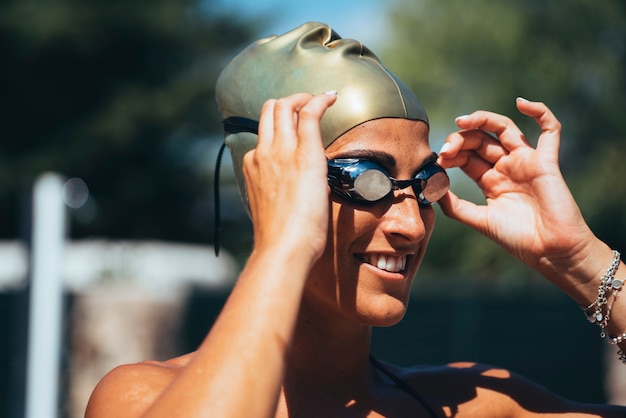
243, 91, 337, 262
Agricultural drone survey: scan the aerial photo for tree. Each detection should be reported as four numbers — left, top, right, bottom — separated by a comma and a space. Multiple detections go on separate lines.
0, 0, 261, 253
381, 0, 626, 286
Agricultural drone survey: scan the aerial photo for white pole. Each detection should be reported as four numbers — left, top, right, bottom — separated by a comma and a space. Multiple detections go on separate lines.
25, 173, 66, 418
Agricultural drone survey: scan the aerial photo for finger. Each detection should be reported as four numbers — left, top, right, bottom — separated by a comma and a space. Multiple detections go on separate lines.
515, 97, 561, 159
256, 98, 277, 153
437, 189, 487, 234
256, 94, 318, 154
439, 130, 508, 166
445, 150, 494, 185
272, 93, 317, 151
454, 110, 530, 152
294, 91, 337, 153
265, 92, 337, 156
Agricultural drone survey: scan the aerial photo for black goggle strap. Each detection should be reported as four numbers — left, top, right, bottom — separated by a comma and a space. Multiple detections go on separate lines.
213, 141, 227, 257
223, 116, 259, 135
214, 117, 260, 257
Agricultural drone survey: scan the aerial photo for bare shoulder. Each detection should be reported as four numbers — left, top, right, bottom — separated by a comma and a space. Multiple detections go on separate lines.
385, 360, 626, 417
85, 352, 196, 418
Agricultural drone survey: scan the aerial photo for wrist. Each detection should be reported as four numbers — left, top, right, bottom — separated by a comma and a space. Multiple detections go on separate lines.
573, 246, 626, 365
536, 236, 614, 306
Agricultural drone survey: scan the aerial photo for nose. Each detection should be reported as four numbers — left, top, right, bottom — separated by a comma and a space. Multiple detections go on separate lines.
381, 190, 429, 244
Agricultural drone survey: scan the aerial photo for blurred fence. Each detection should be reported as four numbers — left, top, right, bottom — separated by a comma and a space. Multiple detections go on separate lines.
1, 256, 625, 417
0, 239, 237, 418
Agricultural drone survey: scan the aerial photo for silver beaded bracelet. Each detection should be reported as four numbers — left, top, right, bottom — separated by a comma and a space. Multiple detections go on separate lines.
606, 332, 626, 345
584, 250, 621, 325
581, 250, 626, 364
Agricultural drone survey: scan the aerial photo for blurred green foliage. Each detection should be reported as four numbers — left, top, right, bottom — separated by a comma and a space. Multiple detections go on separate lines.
2, 0, 625, 286
382, 0, 626, 290
0, 0, 259, 251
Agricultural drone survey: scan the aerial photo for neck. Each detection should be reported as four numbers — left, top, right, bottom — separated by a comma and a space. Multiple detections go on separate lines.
276, 297, 406, 417
283, 298, 375, 394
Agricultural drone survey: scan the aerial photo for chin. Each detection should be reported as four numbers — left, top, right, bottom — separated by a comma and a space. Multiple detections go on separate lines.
357, 295, 409, 327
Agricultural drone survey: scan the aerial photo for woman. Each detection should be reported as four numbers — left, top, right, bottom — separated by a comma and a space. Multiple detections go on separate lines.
86, 22, 626, 417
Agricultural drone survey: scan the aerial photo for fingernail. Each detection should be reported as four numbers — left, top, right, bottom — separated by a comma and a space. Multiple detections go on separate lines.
455, 115, 470, 123
439, 143, 451, 154
516, 96, 529, 102
324, 90, 338, 96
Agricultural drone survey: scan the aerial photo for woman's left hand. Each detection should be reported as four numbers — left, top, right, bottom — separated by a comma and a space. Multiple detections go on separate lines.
437, 98, 597, 284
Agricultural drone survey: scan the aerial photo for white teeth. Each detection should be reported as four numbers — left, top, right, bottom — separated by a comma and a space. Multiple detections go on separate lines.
377, 255, 387, 270
366, 254, 406, 273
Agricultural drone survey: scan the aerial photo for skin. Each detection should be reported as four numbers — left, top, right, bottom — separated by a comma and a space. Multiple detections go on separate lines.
85, 93, 626, 417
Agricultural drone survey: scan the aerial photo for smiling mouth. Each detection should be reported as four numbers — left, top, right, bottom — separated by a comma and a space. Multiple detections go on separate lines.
361, 254, 407, 273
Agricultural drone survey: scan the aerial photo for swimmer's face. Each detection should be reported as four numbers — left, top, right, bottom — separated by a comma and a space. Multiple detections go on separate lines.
302, 117, 435, 327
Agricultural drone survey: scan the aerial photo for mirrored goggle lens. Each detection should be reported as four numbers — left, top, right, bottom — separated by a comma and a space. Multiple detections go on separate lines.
353, 169, 392, 201
416, 170, 449, 204
327, 158, 449, 204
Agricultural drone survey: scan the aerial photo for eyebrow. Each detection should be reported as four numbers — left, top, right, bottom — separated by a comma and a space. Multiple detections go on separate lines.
333, 150, 438, 173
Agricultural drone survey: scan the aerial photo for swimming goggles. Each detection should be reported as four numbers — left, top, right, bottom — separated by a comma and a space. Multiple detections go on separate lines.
214, 117, 449, 255
327, 157, 449, 205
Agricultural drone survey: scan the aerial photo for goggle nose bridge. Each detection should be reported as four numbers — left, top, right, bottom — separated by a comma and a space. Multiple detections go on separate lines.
391, 178, 425, 193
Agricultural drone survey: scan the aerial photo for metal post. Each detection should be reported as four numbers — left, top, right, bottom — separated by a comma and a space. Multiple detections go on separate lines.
25, 173, 66, 418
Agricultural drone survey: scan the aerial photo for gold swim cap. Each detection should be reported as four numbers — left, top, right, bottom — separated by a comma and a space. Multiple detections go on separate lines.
214, 22, 428, 218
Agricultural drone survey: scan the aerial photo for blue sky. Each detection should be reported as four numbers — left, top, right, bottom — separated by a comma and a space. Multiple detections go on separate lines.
213, 0, 391, 50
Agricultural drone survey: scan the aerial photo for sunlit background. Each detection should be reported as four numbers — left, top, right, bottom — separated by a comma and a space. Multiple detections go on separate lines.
1, 0, 626, 417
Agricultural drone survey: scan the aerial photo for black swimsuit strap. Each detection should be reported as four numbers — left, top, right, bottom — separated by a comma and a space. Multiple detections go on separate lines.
369, 355, 439, 418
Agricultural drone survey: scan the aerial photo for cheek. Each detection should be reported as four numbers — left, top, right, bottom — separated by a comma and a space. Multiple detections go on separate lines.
409, 207, 436, 269
324, 200, 374, 278
303, 202, 356, 308
333, 202, 352, 236
420, 206, 436, 234
332, 200, 377, 250
309, 200, 347, 281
